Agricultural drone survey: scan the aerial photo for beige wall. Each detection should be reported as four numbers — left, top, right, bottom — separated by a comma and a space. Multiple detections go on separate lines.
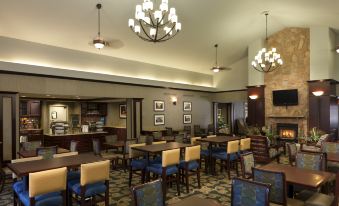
211, 90, 247, 103
106, 102, 127, 128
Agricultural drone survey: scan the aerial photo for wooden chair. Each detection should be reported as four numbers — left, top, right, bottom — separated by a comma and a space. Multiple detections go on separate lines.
103, 135, 118, 152
239, 138, 251, 153
36, 146, 58, 159
179, 145, 201, 193
11, 156, 43, 206
231, 177, 270, 206
53, 152, 80, 181
212, 140, 240, 179
68, 160, 110, 206
146, 149, 180, 200
250, 135, 280, 163
240, 152, 255, 179
253, 167, 304, 206
115, 139, 137, 171
16, 167, 67, 206
128, 143, 147, 187
131, 179, 164, 206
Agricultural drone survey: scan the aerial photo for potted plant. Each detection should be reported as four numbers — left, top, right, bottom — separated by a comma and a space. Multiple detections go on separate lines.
307, 127, 324, 145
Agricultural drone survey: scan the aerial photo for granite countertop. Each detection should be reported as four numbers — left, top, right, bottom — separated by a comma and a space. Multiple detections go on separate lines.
44, 131, 108, 136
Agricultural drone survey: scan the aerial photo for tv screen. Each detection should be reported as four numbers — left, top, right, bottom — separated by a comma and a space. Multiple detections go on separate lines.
273, 89, 298, 106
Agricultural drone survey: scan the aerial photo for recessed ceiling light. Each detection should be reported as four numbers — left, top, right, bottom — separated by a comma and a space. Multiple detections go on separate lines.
46, 94, 51, 97
21, 96, 26, 98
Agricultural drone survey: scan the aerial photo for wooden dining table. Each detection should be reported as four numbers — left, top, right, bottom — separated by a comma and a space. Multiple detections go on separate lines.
327, 152, 339, 163
8, 153, 107, 178
260, 163, 334, 189
18, 147, 70, 158
197, 136, 242, 174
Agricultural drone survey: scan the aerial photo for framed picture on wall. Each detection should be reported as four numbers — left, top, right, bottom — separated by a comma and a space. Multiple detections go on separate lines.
183, 114, 192, 124
154, 114, 165, 125
183, 101, 192, 111
51, 111, 57, 119
119, 104, 127, 119
154, 100, 165, 112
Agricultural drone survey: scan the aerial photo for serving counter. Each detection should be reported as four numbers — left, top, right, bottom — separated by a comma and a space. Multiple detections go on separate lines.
44, 132, 108, 153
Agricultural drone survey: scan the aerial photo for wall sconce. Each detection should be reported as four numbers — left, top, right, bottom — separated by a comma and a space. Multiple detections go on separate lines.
312, 91, 324, 97
171, 96, 177, 105
249, 95, 258, 100
336, 46, 339, 54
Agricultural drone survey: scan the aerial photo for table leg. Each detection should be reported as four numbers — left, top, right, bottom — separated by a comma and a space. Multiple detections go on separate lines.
146, 152, 150, 182
287, 184, 294, 198
208, 143, 213, 174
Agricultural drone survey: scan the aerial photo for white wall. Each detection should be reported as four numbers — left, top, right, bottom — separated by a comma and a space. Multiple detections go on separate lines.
213, 57, 248, 91
0, 36, 213, 90
310, 27, 337, 80
248, 39, 265, 86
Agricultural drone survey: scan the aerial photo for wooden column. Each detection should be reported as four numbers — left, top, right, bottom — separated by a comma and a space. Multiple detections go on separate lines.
247, 85, 265, 127
308, 80, 338, 136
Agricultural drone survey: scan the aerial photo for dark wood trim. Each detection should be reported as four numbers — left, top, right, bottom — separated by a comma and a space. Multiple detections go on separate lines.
307, 79, 339, 84
213, 89, 247, 93
246, 85, 266, 89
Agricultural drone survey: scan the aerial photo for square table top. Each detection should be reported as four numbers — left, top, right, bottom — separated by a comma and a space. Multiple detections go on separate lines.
327, 152, 339, 163
8, 153, 107, 178
197, 136, 242, 144
260, 163, 334, 189
132, 142, 191, 153
18, 148, 70, 158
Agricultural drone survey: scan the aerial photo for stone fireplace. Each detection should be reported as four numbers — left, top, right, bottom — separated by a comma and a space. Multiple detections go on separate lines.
277, 123, 298, 140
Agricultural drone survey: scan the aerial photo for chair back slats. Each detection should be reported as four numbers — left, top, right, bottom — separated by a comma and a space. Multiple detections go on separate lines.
80, 160, 110, 186
231, 177, 270, 206
129, 143, 146, 159
227, 140, 240, 154
185, 145, 201, 162
36, 146, 58, 159
162, 149, 180, 167
53, 152, 78, 158
29, 167, 67, 198
165, 127, 173, 136
131, 179, 164, 206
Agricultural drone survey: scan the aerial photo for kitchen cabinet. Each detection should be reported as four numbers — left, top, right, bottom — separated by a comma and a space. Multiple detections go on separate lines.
20, 100, 41, 116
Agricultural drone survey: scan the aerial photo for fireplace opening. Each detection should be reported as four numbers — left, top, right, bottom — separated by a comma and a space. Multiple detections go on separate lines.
277, 123, 298, 140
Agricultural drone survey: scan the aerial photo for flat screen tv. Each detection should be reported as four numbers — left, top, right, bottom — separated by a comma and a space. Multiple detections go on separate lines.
272, 89, 298, 106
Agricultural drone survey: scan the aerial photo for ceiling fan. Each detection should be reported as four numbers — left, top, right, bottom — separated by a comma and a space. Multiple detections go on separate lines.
211, 44, 231, 73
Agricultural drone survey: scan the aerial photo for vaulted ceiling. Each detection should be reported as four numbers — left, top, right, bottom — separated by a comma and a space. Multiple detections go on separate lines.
0, 0, 338, 74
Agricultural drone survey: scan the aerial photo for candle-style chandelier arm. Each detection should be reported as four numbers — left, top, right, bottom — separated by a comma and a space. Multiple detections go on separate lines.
138, 20, 154, 40
157, 23, 177, 41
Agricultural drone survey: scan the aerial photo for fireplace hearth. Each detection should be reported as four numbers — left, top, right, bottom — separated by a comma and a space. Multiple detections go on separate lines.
277, 123, 298, 141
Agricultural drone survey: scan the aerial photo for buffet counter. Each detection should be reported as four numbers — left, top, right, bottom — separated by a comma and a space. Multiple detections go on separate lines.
44, 132, 108, 153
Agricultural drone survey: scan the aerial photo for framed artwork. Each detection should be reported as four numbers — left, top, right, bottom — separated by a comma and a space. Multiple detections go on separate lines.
183, 101, 192, 111
183, 114, 192, 124
119, 104, 127, 119
154, 114, 165, 125
154, 100, 165, 112
51, 111, 57, 119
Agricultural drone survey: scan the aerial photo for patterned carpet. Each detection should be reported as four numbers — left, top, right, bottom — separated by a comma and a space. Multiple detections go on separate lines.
0, 156, 288, 206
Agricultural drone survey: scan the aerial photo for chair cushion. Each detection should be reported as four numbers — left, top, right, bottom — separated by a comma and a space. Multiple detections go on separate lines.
13, 181, 24, 194
131, 159, 147, 170
179, 160, 199, 170
68, 179, 107, 198
17, 190, 62, 206
212, 152, 238, 161
147, 164, 178, 175
305, 193, 334, 206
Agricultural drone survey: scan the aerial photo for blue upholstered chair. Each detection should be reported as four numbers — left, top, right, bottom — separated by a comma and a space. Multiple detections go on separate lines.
179, 145, 201, 193
212, 140, 239, 179
53, 152, 80, 182
240, 152, 255, 179
11, 156, 43, 206
295, 152, 325, 171
16, 167, 67, 206
146, 148, 180, 199
231, 177, 270, 206
36, 146, 58, 159
253, 168, 304, 206
128, 143, 147, 187
68, 160, 110, 206
131, 179, 164, 206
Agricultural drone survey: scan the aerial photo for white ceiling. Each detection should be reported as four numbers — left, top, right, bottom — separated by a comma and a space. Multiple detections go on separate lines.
0, 0, 339, 74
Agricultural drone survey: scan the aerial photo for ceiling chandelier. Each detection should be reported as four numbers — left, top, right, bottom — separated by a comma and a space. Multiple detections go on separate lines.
128, 0, 182, 43
251, 12, 283, 73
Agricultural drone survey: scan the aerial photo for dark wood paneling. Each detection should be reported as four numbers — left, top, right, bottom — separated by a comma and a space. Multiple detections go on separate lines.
103, 127, 127, 141
247, 86, 265, 127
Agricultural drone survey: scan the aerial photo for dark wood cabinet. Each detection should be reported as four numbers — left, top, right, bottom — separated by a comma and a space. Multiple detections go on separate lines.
103, 127, 127, 141
247, 86, 265, 127
20, 100, 41, 116
81, 103, 107, 116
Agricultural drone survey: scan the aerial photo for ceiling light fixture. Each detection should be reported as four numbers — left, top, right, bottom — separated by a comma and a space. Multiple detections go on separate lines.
251, 12, 283, 73
249, 95, 259, 100
128, 0, 182, 43
312, 91, 324, 97
93, 4, 106, 49
336, 46, 339, 54
211, 44, 231, 73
